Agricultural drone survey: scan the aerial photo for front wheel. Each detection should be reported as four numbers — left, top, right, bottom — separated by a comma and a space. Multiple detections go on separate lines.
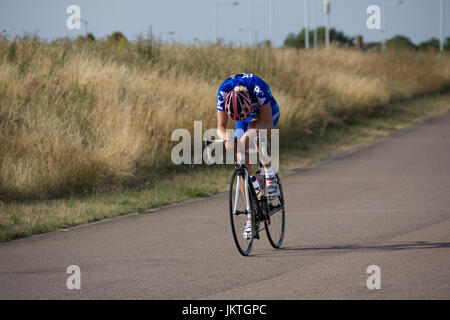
264, 173, 285, 249
229, 169, 255, 256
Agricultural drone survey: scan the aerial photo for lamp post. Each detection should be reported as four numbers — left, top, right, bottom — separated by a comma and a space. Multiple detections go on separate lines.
159, 31, 175, 42
80, 18, 88, 36
323, 0, 330, 48
304, 0, 309, 49
268, 0, 274, 45
213, 1, 240, 43
440, 0, 444, 52
313, 0, 318, 48
249, 0, 253, 45
80, 5, 89, 36
381, 0, 404, 51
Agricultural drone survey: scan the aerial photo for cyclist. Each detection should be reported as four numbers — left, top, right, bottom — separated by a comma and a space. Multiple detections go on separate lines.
216, 73, 280, 239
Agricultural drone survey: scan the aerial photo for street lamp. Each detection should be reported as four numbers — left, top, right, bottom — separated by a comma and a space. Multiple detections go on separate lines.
159, 31, 175, 42
440, 0, 445, 52
323, 0, 330, 49
304, 0, 309, 49
213, 1, 239, 43
78, 6, 89, 36
249, 0, 253, 45
268, 0, 274, 45
80, 18, 89, 36
313, 0, 318, 48
381, 0, 404, 51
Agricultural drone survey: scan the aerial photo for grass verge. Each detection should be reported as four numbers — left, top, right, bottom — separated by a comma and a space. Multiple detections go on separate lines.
2, 39, 449, 200
0, 93, 449, 242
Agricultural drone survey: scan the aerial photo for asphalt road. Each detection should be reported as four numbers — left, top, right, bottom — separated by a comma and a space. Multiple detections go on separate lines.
1, 113, 449, 300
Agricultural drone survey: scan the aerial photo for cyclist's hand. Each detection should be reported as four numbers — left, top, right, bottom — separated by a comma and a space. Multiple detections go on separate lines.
224, 137, 234, 150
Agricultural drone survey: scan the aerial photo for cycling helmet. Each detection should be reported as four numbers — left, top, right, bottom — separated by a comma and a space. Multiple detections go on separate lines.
224, 86, 255, 120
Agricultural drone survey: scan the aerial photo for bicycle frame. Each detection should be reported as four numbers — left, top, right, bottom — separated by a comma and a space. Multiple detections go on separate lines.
233, 165, 251, 215
205, 138, 263, 218
204, 137, 285, 254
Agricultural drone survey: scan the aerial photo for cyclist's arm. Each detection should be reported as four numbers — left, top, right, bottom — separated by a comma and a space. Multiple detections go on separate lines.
217, 110, 234, 147
239, 103, 273, 147
247, 103, 273, 131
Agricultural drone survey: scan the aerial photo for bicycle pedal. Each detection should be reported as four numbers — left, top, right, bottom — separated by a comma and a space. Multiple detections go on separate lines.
254, 232, 260, 240
268, 203, 276, 210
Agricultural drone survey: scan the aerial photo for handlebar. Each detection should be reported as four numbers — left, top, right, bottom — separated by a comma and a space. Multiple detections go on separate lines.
204, 139, 223, 148
204, 137, 237, 149
205, 135, 263, 149
204, 137, 259, 158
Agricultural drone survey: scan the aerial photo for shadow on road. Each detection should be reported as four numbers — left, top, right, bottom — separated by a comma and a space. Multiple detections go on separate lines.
254, 241, 450, 257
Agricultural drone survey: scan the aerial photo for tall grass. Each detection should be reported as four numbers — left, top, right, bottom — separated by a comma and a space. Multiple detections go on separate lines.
0, 36, 449, 200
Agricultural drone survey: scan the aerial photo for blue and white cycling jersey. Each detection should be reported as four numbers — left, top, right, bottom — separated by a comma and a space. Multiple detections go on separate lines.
216, 73, 277, 112
216, 73, 280, 138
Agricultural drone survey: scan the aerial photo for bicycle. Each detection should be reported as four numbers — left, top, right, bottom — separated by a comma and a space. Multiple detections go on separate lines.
205, 138, 285, 256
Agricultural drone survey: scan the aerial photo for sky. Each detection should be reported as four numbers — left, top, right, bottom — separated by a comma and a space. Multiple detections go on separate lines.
0, 0, 448, 47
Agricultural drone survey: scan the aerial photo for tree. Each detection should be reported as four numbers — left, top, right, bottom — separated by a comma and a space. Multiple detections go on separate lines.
107, 31, 128, 46
74, 33, 95, 46
284, 27, 353, 48
418, 38, 440, 51
444, 37, 450, 51
386, 35, 417, 50
86, 33, 95, 41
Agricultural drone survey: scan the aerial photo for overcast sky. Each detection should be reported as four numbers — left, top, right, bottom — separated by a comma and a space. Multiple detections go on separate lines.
0, 0, 448, 47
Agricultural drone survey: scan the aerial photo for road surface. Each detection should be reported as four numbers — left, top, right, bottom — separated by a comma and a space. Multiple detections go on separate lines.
1, 113, 449, 299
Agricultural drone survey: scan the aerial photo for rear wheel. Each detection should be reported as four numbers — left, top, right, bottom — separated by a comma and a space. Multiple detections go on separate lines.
265, 174, 285, 249
229, 169, 255, 256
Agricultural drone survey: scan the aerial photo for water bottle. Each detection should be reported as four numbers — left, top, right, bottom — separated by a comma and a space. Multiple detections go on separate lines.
251, 176, 262, 200
255, 170, 265, 194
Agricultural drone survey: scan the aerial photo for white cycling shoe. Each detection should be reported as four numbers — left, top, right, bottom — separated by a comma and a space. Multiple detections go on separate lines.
243, 220, 260, 240
243, 220, 252, 240
265, 177, 279, 200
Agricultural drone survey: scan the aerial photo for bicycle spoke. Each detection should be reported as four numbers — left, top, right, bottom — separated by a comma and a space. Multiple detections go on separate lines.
264, 174, 285, 249
233, 175, 241, 213
229, 169, 254, 256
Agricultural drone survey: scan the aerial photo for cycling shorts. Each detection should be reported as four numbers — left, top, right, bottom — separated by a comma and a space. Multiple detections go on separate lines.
234, 103, 280, 139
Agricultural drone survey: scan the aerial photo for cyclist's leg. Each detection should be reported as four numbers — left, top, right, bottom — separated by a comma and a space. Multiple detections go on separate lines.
264, 103, 280, 166
236, 105, 279, 177
249, 103, 279, 167
234, 116, 255, 231
252, 103, 280, 198
234, 115, 256, 175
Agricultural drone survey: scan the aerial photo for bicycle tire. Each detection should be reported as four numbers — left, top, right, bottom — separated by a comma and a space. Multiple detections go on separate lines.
229, 168, 255, 256
264, 173, 285, 249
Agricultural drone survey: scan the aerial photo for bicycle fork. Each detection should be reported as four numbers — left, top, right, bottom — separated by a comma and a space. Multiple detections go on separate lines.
233, 168, 251, 217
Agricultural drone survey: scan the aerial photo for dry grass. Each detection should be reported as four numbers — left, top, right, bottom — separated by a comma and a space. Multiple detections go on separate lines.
0, 36, 449, 200
1, 92, 449, 242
